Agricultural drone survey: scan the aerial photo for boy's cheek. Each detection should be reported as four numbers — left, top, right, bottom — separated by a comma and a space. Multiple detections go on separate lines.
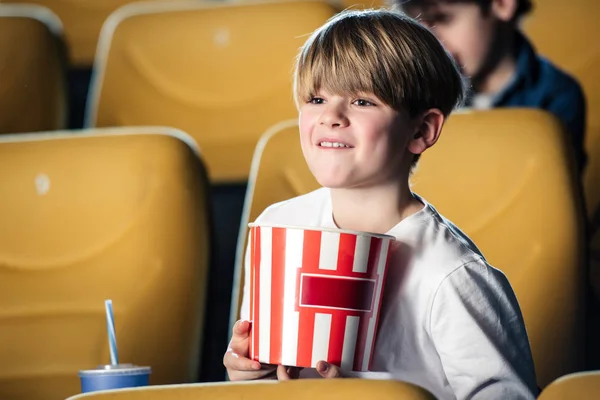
299, 120, 317, 143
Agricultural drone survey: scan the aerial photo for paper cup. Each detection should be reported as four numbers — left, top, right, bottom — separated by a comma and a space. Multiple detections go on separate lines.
248, 223, 394, 372
79, 364, 151, 393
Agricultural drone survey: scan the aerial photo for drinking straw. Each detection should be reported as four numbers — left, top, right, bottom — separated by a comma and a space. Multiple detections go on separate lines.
105, 299, 119, 365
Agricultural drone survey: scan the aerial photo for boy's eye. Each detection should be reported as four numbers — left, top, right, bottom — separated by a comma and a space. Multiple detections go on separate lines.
354, 99, 375, 107
424, 12, 452, 26
309, 97, 325, 104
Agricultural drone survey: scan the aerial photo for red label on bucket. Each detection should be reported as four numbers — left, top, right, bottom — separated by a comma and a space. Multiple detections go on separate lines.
299, 274, 375, 312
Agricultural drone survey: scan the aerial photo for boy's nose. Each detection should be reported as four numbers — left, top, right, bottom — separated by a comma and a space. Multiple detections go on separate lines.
319, 105, 349, 129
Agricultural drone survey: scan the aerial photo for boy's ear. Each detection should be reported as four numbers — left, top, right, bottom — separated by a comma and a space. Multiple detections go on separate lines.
490, 0, 518, 22
407, 109, 445, 156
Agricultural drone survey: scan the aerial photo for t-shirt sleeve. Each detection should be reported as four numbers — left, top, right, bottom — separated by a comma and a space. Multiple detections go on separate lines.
430, 260, 538, 400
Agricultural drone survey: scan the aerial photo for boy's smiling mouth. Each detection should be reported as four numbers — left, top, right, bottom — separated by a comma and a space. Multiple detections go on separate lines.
317, 140, 354, 148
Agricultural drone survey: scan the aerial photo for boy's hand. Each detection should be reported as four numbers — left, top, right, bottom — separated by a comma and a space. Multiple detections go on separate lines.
223, 320, 276, 380
316, 361, 343, 378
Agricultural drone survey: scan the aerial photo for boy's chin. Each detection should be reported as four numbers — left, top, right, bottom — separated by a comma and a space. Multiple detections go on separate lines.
314, 174, 355, 189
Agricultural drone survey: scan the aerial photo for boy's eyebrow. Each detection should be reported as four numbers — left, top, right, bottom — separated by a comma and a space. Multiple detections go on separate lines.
353, 92, 379, 99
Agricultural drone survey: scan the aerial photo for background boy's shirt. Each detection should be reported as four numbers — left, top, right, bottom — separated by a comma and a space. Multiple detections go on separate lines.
241, 188, 538, 400
466, 32, 587, 172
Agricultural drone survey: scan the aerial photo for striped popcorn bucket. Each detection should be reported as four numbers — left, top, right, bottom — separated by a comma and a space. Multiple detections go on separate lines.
248, 223, 394, 372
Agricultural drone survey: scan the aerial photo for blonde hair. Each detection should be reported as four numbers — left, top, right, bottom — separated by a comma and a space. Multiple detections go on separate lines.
294, 9, 466, 118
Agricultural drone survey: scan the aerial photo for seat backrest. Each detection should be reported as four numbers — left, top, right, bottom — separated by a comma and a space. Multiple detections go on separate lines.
0, 4, 67, 134
231, 109, 586, 388
0, 127, 211, 400
410, 109, 586, 387
85, 0, 336, 183
65, 379, 436, 400
0, 0, 178, 66
537, 371, 600, 400
523, 0, 600, 217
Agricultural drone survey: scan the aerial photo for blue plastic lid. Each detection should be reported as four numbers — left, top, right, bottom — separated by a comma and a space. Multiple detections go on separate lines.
79, 364, 151, 377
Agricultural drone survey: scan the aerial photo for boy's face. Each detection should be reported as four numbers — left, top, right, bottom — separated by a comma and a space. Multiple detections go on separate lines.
299, 90, 414, 189
406, 2, 499, 82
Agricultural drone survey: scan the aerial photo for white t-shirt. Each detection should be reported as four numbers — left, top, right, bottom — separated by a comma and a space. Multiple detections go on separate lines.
240, 188, 538, 400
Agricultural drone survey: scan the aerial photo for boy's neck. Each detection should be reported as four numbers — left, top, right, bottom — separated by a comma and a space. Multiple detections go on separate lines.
329, 180, 424, 235
475, 52, 517, 96
473, 30, 518, 96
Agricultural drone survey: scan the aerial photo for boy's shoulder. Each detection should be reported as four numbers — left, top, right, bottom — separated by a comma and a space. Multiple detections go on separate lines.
516, 32, 585, 102
536, 54, 584, 97
395, 200, 515, 308
394, 198, 491, 279
253, 187, 330, 227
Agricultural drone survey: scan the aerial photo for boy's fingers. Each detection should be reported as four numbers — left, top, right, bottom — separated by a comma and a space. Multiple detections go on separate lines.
228, 320, 252, 356
232, 319, 251, 338
225, 358, 277, 381
276, 365, 291, 380
277, 365, 303, 380
228, 367, 276, 381
223, 349, 261, 372
316, 361, 343, 379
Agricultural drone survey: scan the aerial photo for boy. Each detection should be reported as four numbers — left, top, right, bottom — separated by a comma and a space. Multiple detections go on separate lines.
224, 9, 538, 400
399, 0, 587, 172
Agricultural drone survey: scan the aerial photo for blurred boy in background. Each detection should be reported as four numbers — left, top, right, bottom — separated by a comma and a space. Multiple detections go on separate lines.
399, 0, 587, 172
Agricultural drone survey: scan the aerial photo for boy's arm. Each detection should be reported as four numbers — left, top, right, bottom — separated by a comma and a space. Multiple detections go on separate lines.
430, 261, 538, 400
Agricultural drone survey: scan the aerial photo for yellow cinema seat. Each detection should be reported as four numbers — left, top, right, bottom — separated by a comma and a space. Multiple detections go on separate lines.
524, 0, 600, 369
411, 109, 586, 388
524, 0, 600, 219
65, 379, 436, 400
85, 0, 336, 182
0, 0, 182, 66
0, 4, 67, 134
0, 127, 211, 400
537, 371, 600, 400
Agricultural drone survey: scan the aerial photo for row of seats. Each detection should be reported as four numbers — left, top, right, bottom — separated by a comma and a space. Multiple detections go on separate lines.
63, 371, 600, 400
0, 0, 386, 67
0, 0, 172, 67
1, 1, 598, 201
36, 0, 600, 326
0, 0, 338, 182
